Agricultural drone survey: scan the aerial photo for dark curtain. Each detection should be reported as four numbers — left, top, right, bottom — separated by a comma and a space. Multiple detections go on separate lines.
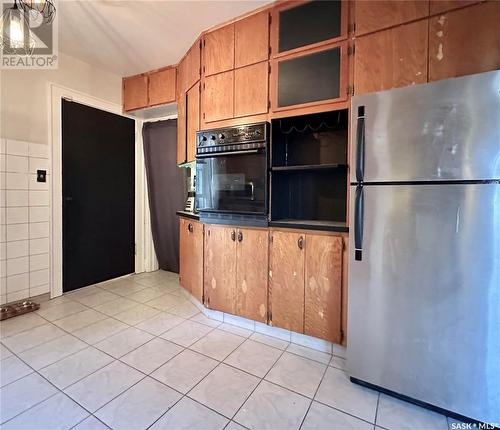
142, 120, 185, 273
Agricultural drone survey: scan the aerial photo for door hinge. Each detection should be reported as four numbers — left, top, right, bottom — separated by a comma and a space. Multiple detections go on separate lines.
270, 234, 273, 242
203, 82, 205, 90
203, 66, 205, 74
268, 46, 272, 56
267, 309, 272, 322
347, 44, 355, 56
199, 39, 202, 49
203, 39, 206, 47
347, 85, 355, 96
199, 67, 201, 77
268, 63, 271, 74
268, 13, 272, 25
203, 112, 206, 119
340, 328, 345, 343
268, 100, 271, 109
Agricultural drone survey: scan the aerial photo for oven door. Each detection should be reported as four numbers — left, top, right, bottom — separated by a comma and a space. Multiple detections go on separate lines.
196, 149, 267, 215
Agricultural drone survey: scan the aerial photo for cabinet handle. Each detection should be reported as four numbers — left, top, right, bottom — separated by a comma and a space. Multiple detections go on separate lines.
187, 223, 193, 233
237, 231, 243, 242
298, 236, 304, 250
231, 230, 236, 241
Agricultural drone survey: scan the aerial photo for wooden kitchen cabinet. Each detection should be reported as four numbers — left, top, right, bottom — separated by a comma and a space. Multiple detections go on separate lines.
428, 2, 500, 82
354, 20, 428, 95
177, 40, 201, 96
186, 82, 200, 162
235, 11, 269, 68
271, 42, 348, 112
179, 218, 204, 302
270, 229, 344, 342
204, 225, 268, 320
177, 92, 187, 164
204, 25, 235, 76
355, 0, 429, 36
304, 234, 343, 343
235, 228, 268, 322
234, 62, 269, 118
204, 225, 237, 314
269, 230, 305, 333
429, 0, 478, 15
123, 74, 148, 111
203, 71, 234, 122
148, 67, 176, 106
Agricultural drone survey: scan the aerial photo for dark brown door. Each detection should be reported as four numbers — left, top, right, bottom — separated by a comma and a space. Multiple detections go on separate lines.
62, 100, 135, 292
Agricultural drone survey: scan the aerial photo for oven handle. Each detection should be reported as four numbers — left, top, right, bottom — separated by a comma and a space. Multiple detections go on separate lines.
196, 149, 262, 158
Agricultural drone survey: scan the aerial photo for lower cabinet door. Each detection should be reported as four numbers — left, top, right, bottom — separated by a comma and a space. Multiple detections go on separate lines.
235, 228, 268, 323
269, 230, 305, 333
304, 234, 343, 343
190, 220, 204, 303
179, 218, 191, 293
204, 224, 237, 313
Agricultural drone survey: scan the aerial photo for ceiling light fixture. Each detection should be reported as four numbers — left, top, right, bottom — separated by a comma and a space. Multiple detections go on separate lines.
18, 0, 56, 24
1, 0, 35, 55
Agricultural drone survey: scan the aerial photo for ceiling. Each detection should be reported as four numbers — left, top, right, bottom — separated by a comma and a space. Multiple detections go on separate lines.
58, 0, 272, 77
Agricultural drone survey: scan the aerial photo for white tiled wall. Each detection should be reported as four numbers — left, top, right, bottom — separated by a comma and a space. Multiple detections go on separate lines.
0, 138, 50, 305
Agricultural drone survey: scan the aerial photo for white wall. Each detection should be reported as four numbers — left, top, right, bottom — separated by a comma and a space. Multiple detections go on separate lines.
1, 51, 122, 144
0, 53, 123, 303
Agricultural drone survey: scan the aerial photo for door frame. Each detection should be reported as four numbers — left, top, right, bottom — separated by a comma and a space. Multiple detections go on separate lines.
48, 83, 156, 298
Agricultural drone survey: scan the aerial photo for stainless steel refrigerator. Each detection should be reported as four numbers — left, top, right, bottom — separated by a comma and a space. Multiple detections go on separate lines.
347, 71, 500, 425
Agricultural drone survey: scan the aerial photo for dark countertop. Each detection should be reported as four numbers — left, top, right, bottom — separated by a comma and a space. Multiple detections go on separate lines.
269, 219, 349, 233
176, 210, 200, 220
176, 210, 348, 232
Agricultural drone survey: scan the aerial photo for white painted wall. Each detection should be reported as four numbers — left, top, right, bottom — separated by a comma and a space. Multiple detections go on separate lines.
0, 51, 122, 144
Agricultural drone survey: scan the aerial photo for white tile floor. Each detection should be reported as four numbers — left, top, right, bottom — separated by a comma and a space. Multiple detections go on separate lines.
0, 270, 456, 430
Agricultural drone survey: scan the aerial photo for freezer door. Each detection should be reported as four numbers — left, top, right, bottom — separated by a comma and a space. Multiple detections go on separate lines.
347, 183, 500, 423
350, 71, 500, 183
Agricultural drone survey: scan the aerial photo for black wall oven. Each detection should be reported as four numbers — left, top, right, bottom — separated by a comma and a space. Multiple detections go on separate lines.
196, 123, 269, 225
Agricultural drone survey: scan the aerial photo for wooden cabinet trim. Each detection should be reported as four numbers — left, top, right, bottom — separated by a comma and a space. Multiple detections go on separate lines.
270, 0, 349, 60
186, 82, 200, 162
270, 40, 349, 113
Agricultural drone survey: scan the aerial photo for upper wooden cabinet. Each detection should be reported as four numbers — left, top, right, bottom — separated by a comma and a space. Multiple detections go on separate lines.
271, 42, 348, 112
177, 40, 201, 95
203, 70, 234, 122
204, 225, 268, 321
186, 83, 200, 162
176, 92, 187, 165
234, 62, 269, 118
148, 67, 176, 106
123, 74, 148, 111
203, 25, 235, 76
355, 0, 429, 36
123, 68, 176, 112
304, 234, 343, 344
354, 20, 428, 95
179, 218, 204, 302
428, 2, 500, 82
235, 11, 270, 68
272, 0, 348, 56
429, 0, 478, 15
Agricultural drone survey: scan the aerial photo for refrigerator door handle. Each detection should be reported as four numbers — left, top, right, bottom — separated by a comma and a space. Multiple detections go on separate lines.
356, 113, 365, 183
354, 185, 364, 261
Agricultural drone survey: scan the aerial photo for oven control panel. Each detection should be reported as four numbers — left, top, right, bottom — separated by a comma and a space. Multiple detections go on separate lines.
196, 122, 268, 156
